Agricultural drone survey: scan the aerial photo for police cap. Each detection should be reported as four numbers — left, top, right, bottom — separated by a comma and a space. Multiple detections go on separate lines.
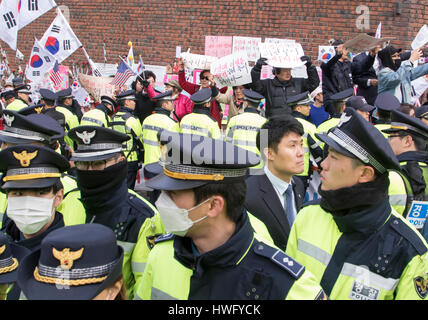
153, 90, 175, 101
116, 90, 136, 101
330, 88, 354, 102
0, 233, 30, 285
243, 89, 264, 104
1, 89, 16, 100
316, 108, 400, 173
146, 131, 260, 191
56, 88, 73, 99
67, 125, 129, 162
17, 223, 123, 300
415, 105, 428, 119
287, 91, 313, 106
14, 84, 32, 95
0, 144, 70, 190
18, 104, 46, 116
190, 88, 212, 105
39, 88, 57, 102
346, 96, 375, 112
374, 93, 400, 111
382, 110, 428, 139
0, 110, 64, 145
100, 96, 117, 109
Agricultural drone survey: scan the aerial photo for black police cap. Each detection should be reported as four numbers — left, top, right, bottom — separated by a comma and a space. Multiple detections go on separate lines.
153, 90, 175, 101
374, 93, 400, 111
39, 88, 57, 102
0, 233, 30, 285
346, 96, 375, 112
116, 90, 136, 101
190, 88, 212, 105
0, 110, 64, 145
14, 84, 31, 94
330, 88, 354, 102
17, 223, 123, 300
100, 96, 117, 109
243, 89, 264, 103
382, 110, 428, 139
0, 144, 70, 190
56, 88, 73, 99
1, 89, 17, 100
415, 105, 428, 119
146, 131, 260, 191
316, 108, 400, 174
68, 125, 129, 162
287, 91, 312, 106
18, 104, 46, 116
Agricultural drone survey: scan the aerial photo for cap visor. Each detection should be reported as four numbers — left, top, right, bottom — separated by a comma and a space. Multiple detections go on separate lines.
17, 247, 123, 300
143, 162, 163, 180
146, 172, 208, 191
315, 132, 358, 159
70, 152, 122, 162
2, 177, 60, 190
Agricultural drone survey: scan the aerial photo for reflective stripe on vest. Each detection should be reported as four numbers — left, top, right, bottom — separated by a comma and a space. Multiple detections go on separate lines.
340, 263, 400, 291
297, 239, 332, 266
151, 287, 178, 300
131, 261, 146, 273
180, 124, 211, 137
143, 139, 159, 146
81, 116, 104, 127
232, 139, 257, 147
142, 124, 164, 133
117, 240, 136, 253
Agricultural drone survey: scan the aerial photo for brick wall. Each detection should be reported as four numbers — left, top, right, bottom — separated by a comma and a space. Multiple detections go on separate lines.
4, 0, 427, 72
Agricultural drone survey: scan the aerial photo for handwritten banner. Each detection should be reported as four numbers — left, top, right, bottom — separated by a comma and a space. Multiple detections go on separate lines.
232, 36, 262, 62
181, 51, 218, 70
210, 51, 252, 87
258, 42, 305, 68
205, 36, 233, 58
264, 38, 296, 44
78, 73, 115, 102
343, 34, 394, 54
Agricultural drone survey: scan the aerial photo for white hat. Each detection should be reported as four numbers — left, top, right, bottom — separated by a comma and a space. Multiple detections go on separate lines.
310, 87, 323, 99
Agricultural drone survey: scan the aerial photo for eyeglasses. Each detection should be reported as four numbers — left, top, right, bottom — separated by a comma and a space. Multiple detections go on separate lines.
75, 160, 109, 170
200, 76, 209, 81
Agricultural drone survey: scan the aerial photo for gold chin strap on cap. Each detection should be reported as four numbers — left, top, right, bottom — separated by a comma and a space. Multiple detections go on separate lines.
3, 173, 62, 182
163, 167, 224, 181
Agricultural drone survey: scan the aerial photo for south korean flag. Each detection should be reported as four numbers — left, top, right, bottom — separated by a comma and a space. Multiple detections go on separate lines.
25, 37, 56, 84
19, 0, 57, 30
0, 0, 20, 50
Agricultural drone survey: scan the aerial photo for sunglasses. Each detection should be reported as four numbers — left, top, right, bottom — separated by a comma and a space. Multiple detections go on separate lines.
200, 76, 209, 81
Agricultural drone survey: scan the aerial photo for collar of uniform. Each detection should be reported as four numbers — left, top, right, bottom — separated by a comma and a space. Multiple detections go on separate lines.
291, 110, 306, 120
244, 108, 259, 114
154, 107, 171, 117
192, 106, 211, 116
57, 104, 74, 114
9, 212, 64, 251
397, 151, 428, 163
96, 103, 109, 114
173, 210, 254, 269
118, 106, 134, 114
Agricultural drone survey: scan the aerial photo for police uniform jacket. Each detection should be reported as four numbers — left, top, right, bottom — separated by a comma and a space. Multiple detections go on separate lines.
286, 198, 428, 300
135, 210, 326, 300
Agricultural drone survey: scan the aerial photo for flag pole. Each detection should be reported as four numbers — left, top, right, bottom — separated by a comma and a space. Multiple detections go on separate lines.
118, 55, 145, 82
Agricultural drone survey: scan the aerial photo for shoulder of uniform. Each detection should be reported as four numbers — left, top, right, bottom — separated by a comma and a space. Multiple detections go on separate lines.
154, 233, 175, 244
207, 115, 218, 123
389, 215, 428, 256
253, 242, 305, 279
127, 192, 156, 218
301, 199, 321, 209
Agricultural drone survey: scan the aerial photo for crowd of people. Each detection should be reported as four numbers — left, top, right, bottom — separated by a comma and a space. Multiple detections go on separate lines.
0, 33, 427, 301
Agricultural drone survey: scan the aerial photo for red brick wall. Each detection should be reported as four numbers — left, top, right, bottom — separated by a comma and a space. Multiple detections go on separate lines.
4, 0, 427, 72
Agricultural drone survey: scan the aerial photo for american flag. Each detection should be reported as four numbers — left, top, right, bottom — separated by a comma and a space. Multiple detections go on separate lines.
111, 61, 135, 87
49, 60, 62, 87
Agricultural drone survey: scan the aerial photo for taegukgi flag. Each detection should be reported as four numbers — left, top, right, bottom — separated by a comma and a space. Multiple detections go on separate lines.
25, 37, 56, 84
0, 0, 20, 50
19, 0, 57, 30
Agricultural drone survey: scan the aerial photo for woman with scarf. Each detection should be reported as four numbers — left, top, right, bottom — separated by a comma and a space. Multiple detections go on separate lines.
378, 46, 428, 104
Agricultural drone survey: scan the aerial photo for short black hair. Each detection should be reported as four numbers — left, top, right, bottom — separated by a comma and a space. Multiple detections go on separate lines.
334, 100, 346, 114
397, 131, 427, 151
377, 109, 391, 121
398, 103, 415, 116
139, 70, 156, 82
256, 114, 304, 153
193, 181, 247, 223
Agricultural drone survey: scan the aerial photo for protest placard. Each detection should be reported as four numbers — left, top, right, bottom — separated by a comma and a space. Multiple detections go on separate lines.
258, 42, 305, 68
343, 34, 394, 54
181, 51, 218, 70
94, 63, 118, 77
210, 51, 252, 87
411, 25, 428, 50
265, 38, 296, 44
318, 46, 336, 63
232, 36, 262, 62
205, 36, 233, 58
78, 73, 115, 101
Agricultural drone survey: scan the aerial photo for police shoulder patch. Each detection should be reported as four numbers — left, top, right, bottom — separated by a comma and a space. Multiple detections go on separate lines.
414, 276, 428, 299
154, 233, 174, 244
254, 242, 305, 279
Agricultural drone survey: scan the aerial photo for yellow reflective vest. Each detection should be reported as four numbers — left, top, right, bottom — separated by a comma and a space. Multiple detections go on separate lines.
180, 107, 222, 139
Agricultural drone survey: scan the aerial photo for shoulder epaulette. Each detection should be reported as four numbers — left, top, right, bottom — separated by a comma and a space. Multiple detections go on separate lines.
253, 242, 305, 279
154, 233, 174, 244
390, 217, 428, 256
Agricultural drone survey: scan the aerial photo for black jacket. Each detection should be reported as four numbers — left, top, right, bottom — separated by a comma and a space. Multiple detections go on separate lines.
134, 91, 155, 124
321, 53, 353, 101
244, 173, 305, 251
351, 52, 378, 105
251, 64, 320, 118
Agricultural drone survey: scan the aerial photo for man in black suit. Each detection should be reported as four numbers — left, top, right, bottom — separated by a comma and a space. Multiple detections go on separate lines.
245, 115, 306, 251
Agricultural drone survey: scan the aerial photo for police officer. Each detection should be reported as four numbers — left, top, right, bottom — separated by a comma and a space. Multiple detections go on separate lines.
142, 90, 180, 166
67, 125, 164, 299
17, 224, 125, 300
1, 89, 17, 108
315, 88, 354, 148
180, 88, 222, 139
6, 84, 31, 111
224, 89, 266, 170
344, 96, 375, 122
134, 131, 327, 300
110, 90, 144, 190
383, 110, 428, 218
288, 92, 324, 191
373, 92, 400, 138
0, 233, 30, 300
0, 110, 86, 227
80, 95, 117, 127
56, 88, 80, 149
286, 108, 428, 300
415, 104, 428, 126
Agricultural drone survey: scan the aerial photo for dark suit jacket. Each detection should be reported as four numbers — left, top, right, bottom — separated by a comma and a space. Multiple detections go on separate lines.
351, 52, 378, 105
244, 173, 305, 251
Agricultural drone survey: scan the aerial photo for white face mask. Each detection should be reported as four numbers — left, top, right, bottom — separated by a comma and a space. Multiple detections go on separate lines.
7, 195, 55, 235
155, 191, 211, 237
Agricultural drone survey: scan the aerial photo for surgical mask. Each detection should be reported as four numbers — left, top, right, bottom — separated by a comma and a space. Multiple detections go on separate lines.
155, 191, 211, 237
6, 196, 55, 235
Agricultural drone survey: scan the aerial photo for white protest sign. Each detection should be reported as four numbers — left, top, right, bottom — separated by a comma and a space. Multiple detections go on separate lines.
180, 51, 218, 70
94, 63, 118, 77
412, 25, 428, 50
232, 36, 262, 62
210, 51, 252, 87
258, 42, 305, 68
318, 46, 336, 63
78, 73, 115, 102
265, 38, 296, 44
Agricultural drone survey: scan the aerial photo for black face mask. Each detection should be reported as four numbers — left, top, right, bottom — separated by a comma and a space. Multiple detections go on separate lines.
76, 160, 128, 197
